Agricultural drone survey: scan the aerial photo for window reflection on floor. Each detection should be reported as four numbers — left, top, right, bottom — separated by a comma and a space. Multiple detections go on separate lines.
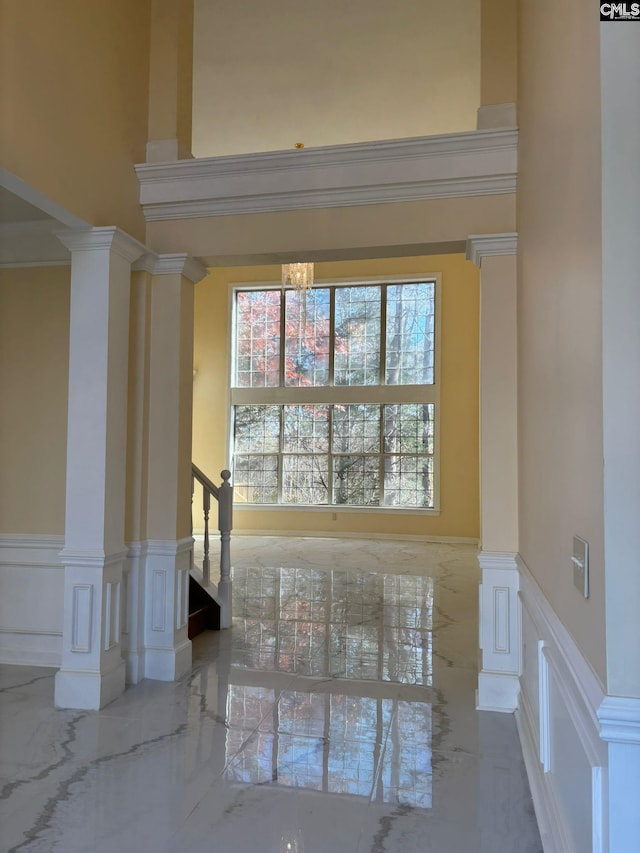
231, 567, 434, 684
225, 566, 434, 808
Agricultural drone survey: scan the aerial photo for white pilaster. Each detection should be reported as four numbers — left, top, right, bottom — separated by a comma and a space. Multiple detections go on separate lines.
467, 233, 520, 712
477, 551, 521, 712
54, 227, 146, 709
141, 253, 206, 680
600, 22, 640, 852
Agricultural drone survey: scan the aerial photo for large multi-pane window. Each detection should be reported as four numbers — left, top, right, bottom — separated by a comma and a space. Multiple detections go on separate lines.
231, 279, 438, 509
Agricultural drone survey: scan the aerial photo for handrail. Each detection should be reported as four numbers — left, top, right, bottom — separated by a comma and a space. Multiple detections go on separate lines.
192, 463, 219, 500
191, 465, 233, 628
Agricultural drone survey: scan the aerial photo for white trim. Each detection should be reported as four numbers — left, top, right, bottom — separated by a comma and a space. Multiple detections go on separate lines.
598, 696, 640, 745
209, 530, 478, 544
466, 232, 518, 267
517, 554, 608, 853
145, 537, 194, 557
136, 128, 517, 220
477, 550, 521, 712
518, 555, 606, 731
0, 259, 71, 269
134, 252, 208, 282
232, 503, 441, 517
0, 535, 66, 667
153, 253, 207, 282
56, 226, 147, 263
229, 276, 442, 513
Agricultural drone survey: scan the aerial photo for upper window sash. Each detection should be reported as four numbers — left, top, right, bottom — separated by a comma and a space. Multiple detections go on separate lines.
231, 279, 437, 391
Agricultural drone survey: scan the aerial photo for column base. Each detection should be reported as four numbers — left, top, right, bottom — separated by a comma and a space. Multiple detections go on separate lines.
476, 672, 520, 713
123, 649, 145, 685
144, 638, 192, 681
54, 659, 126, 710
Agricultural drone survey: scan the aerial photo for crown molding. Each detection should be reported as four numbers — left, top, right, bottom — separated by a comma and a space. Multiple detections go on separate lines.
56, 227, 147, 264
136, 128, 518, 221
132, 252, 207, 282
153, 253, 208, 282
466, 232, 518, 267
598, 695, 640, 745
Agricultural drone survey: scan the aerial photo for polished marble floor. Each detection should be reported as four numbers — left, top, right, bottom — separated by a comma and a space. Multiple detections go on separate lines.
0, 537, 543, 853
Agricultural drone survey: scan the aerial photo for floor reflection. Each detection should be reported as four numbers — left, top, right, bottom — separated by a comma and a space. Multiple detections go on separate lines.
221, 566, 434, 809
231, 566, 434, 684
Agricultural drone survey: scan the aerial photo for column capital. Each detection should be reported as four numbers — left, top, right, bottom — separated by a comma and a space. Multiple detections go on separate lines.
56, 226, 147, 264
466, 232, 518, 268
134, 251, 207, 283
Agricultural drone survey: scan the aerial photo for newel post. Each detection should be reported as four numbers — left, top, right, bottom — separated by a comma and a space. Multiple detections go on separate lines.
218, 470, 233, 628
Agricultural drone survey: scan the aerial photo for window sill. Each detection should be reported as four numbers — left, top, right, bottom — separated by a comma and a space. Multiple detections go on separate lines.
233, 503, 441, 517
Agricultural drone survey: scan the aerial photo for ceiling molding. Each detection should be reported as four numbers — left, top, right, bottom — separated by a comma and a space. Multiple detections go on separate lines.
136, 128, 518, 221
0, 220, 71, 268
0, 168, 90, 230
466, 232, 518, 267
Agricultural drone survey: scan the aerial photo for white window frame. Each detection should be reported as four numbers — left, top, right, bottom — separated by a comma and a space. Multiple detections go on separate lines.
228, 274, 442, 514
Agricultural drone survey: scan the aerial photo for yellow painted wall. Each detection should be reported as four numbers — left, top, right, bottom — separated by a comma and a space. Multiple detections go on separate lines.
0, 267, 70, 535
193, 254, 479, 539
192, 0, 480, 157
517, 0, 605, 682
0, 0, 151, 240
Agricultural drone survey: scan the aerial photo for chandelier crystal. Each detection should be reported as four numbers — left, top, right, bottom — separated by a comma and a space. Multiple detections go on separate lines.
281, 262, 314, 291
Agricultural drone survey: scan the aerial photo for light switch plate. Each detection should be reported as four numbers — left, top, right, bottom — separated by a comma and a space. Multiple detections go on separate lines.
572, 536, 589, 599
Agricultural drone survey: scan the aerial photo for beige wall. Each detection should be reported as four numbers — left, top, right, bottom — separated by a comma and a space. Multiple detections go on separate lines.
147, 194, 516, 263
0, 267, 70, 535
481, 0, 517, 106
192, 0, 480, 157
0, 0, 151, 240
193, 254, 479, 539
517, 0, 605, 682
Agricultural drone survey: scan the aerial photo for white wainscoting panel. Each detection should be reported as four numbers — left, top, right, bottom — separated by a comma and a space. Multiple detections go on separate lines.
142, 538, 193, 681
516, 556, 607, 853
0, 535, 64, 666
477, 551, 521, 712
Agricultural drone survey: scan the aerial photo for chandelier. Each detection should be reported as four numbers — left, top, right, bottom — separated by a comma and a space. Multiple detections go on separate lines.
281, 262, 314, 291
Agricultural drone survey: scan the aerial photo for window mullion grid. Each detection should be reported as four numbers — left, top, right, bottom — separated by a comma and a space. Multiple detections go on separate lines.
328, 405, 335, 505
380, 283, 388, 386
277, 405, 284, 504
279, 287, 286, 386
329, 286, 336, 386
378, 403, 385, 508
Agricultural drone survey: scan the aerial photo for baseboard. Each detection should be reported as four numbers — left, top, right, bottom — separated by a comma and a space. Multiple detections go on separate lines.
194, 530, 479, 545
0, 534, 64, 666
517, 555, 607, 853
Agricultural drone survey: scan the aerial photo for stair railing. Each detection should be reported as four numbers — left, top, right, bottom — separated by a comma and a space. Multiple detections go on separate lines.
191, 465, 233, 628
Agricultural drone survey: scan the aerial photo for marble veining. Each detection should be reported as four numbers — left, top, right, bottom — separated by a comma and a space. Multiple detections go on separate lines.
0, 537, 542, 853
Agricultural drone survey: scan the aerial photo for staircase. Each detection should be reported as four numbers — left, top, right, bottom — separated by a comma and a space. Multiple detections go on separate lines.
189, 465, 233, 638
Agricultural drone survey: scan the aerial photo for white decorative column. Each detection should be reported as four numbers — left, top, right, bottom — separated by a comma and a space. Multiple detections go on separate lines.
467, 233, 520, 712
54, 227, 146, 710
598, 22, 640, 850
142, 253, 206, 680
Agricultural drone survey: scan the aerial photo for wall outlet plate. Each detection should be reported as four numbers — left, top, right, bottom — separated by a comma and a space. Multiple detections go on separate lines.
572, 536, 589, 599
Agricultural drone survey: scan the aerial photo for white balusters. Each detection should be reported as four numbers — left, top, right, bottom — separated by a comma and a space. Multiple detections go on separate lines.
191, 464, 233, 627
218, 470, 233, 628
202, 487, 211, 586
